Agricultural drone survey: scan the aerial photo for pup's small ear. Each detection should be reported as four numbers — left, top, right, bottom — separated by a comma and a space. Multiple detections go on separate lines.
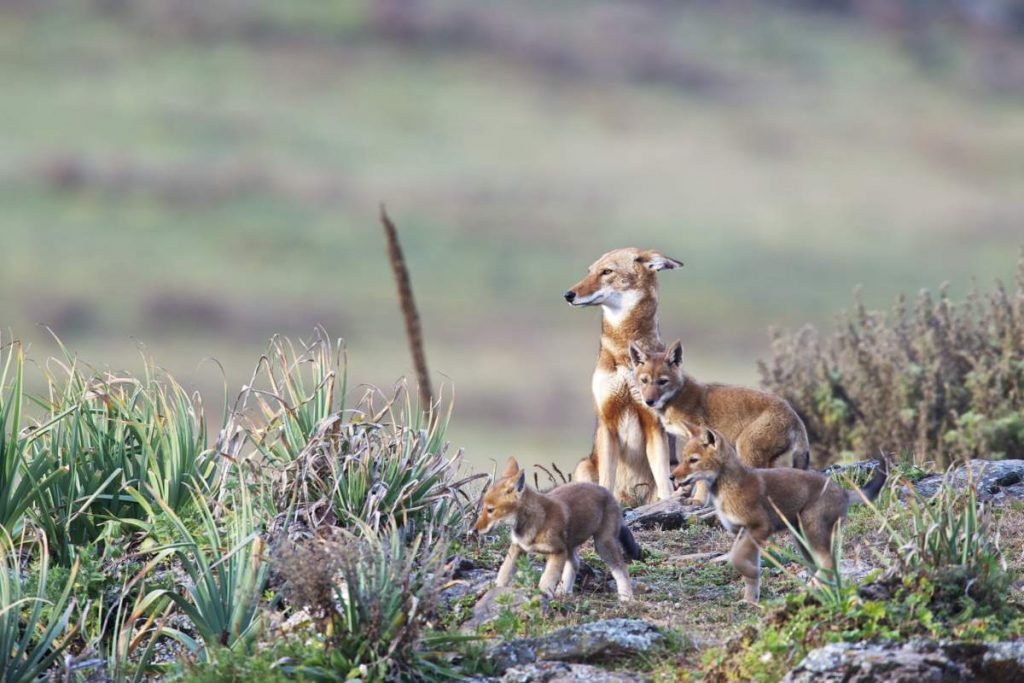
680, 419, 701, 439
637, 251, 683, 272
628, 342, 647, 367
514, 470, 526, 493
501, 457, 520, 479
701, 427, 718, 449
667, 340, 684, 367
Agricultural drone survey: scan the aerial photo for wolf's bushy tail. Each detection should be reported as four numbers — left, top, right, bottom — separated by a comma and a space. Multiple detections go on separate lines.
849, 456, 889, 504
618, 524, 643, 562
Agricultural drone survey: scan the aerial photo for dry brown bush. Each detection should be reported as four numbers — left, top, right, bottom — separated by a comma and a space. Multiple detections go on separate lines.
759, 251, 1024, 468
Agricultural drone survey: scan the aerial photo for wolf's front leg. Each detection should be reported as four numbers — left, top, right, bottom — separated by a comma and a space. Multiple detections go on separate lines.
644, 429, 674, 500
496, 544, 522, 587
596, 426, 620, 494
538, 552, 567, 596
729, 530, 763, 604
558, 550, 580, 595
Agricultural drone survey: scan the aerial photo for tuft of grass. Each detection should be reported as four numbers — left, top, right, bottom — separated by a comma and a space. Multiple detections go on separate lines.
29, 337, 216, 564
143, 483, 270, 659
0, 340, 68, 537
0, 530, 79, 683
272, 526, 473, 682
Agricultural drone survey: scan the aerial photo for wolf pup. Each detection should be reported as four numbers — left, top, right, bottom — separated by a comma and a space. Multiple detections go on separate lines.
673, 427, 887, 603
564, 247, 683, 504
629, 339, 810, 503
474, 457, 640, 601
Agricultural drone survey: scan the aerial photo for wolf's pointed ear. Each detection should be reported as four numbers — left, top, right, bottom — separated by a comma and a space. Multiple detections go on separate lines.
637, 251, 683, 272
667, 340, 684, 368
502, 457, 520, 479
701, 427, 718, 449
628, 342, 647, 368
680, 419, 701, 439
514, 470, 526, 493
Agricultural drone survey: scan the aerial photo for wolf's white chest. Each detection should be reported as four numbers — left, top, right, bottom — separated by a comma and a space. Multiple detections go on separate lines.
712, 495, 743, 533
591, 366, 631, 406
511, 530, 531, 551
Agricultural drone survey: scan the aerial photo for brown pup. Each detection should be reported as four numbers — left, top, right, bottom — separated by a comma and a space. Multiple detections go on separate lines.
673, 427, 887, 603
564, 247, 684, 504
474, 457, 640, 601
629, 339, 810, 503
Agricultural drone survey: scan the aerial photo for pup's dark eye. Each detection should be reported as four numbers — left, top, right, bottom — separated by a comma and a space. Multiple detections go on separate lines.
601, 268, 613, 276
689, 457, 699, 464
486, 507, 494, 514
657, 378, 669, 386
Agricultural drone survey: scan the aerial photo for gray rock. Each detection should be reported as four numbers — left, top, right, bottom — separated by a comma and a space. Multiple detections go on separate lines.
979, 641, 1024, 681
500, 661, 650, 682
460, 586, 543, 634
441, 568, 497, 606
785, 640, 1024, 682
914, 459, 1024, 502
623, 491, 702, 530
488, 618, 663, 673
784, 641, 968, 683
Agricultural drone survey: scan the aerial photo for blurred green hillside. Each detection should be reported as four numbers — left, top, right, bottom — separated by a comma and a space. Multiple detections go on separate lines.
2, 0, 1023, 473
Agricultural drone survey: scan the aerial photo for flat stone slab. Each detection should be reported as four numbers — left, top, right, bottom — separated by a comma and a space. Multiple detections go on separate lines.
499, 661, 650, 682
785, 640, 1024, 683
913, 459, 1024, 502
488, 618, 664, 673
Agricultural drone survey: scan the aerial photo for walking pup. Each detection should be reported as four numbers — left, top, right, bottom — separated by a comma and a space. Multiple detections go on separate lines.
474, 457, 640, 601
673, 427, 887, 603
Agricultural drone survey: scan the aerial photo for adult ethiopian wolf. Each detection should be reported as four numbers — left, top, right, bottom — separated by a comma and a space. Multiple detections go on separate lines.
563, 248, 683, 505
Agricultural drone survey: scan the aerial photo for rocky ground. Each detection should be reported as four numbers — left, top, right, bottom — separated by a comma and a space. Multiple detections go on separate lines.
448, 460, 1024, 682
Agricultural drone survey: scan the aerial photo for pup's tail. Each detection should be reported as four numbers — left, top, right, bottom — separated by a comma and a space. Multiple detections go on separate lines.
618, 524, 643, 562
848, 456, 889, 505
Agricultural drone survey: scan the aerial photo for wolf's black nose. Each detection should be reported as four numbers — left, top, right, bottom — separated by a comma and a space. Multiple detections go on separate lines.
563, 290, 576, 303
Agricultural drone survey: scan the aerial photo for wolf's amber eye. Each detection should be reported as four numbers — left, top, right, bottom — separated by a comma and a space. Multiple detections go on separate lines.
689, 456, 699, 464
601, 268, 613, 276
639, 377, 649, 385
486, 507, 494, 514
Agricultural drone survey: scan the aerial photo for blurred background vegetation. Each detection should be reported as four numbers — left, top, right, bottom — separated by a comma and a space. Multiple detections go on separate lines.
2, 0, 1023, 473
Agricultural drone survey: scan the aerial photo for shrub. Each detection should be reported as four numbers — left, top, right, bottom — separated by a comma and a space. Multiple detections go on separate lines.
759, 252, 1024, 467
271, 527, 469, 682
270, 403, 478, 541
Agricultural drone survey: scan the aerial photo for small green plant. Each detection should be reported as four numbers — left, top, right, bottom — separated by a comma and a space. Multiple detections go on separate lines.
0, 531, 79, 683
31, 342, 216, 564
869, 466, 1014, 614
144, 483, 270, 659
247, 328, 348, 465
0, 340, 68, 537
270, 393, 479, 540
273, 525, 470, 681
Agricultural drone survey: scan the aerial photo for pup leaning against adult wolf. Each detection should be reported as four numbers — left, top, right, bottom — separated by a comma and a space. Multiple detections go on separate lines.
673, 426, 887, 603
629, 339, 810, 504
563, 247, 683, 505
474, 457, 640, 601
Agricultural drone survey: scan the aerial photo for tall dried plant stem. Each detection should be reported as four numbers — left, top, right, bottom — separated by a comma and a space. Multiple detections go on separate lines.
380, 205, 434, 418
